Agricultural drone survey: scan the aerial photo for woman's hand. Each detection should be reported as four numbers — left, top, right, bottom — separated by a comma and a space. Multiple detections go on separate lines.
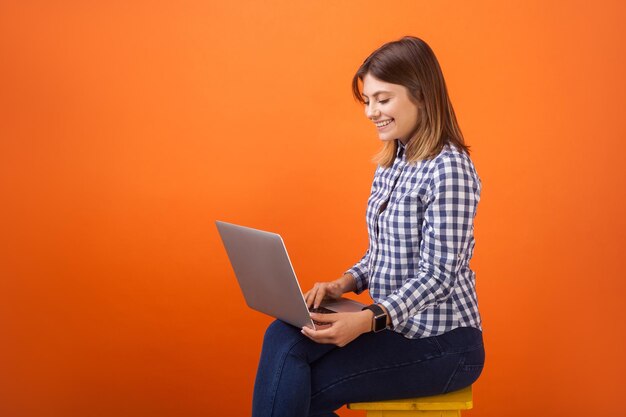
301, 311, 373, 347
304, 274, 357, 308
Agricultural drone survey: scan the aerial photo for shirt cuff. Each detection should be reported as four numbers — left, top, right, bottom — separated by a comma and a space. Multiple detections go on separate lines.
345, 265, 368, 294
379, 294, 410, 330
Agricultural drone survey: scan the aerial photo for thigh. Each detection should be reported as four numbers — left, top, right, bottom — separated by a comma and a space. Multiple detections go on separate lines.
259, 319, 338, 363
308, 327, 484, 414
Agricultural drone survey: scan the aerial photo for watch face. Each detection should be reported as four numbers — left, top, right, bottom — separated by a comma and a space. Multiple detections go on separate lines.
373, 314, 387, 332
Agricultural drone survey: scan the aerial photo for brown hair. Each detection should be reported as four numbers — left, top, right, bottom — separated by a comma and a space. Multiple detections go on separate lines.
352, 36, 469, 167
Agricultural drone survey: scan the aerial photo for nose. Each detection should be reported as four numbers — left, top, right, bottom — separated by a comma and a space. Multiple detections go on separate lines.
365, 102, 380, 120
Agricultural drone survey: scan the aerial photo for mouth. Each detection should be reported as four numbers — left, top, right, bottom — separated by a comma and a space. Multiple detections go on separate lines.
375, 119, 394, 129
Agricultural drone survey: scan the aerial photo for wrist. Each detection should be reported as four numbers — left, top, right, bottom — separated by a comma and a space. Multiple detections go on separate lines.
359, 309, 374, 333
335, 274, 356, 293
361, 304, 389, 332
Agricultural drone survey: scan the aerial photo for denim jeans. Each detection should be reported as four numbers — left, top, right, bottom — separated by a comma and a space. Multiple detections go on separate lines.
252, 320, 485, 417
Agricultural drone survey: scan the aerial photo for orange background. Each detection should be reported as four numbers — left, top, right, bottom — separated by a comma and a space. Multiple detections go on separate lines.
1, 1, 625, 416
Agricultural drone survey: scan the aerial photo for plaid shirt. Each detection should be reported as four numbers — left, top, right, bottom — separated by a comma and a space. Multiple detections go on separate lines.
346, 141, 482, 339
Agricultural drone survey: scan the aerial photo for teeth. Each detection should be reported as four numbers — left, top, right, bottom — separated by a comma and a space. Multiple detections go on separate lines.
375, 119, 393, 127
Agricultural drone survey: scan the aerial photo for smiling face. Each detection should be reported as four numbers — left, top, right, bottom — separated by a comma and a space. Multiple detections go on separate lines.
361, 73, 421, 145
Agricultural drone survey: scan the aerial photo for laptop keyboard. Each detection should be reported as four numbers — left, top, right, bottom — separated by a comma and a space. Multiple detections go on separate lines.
309, 306, 336, 325
309, 306, 335, 314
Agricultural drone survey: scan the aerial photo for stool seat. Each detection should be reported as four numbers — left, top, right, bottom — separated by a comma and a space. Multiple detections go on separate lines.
348, 386, 472, 416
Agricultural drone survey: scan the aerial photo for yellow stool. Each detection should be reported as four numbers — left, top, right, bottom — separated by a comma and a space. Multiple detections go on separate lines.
348, 385, 473, 417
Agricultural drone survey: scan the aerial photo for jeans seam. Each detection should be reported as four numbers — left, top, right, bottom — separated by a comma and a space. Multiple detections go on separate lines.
268, 336, 310, 417
442, 354, 464, 393
430, 336, 444, 355
438, 342, 484, 355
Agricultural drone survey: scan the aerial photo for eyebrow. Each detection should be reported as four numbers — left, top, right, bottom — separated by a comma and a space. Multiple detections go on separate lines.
361, 90, 392, 98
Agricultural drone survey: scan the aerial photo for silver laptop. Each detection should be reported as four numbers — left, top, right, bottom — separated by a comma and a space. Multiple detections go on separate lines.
215, 221, 364, 329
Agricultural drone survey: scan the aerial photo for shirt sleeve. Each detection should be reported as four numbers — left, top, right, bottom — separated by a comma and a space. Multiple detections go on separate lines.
379, 154, 481, 328
345, 247, 370, 294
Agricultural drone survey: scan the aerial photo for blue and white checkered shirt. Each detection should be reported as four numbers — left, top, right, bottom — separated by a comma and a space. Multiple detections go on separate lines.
346, 141, 482, 339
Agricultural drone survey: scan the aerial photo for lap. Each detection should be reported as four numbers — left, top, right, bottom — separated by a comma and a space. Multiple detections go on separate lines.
310, 329, 450, 405
262, 320, 484, 413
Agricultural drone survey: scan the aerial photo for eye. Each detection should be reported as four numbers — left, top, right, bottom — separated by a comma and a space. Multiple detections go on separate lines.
379, 99, 390, 104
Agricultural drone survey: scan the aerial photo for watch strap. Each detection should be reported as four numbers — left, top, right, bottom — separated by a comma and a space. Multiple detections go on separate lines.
361, 304, 388, 332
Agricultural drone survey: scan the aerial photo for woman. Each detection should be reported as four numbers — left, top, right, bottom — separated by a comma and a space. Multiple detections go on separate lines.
252, 36, 484, 417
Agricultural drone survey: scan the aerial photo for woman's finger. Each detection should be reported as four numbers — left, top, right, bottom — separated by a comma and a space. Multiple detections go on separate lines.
313, 284, 328, 308
304, 284, 319, 307
310, 312, 340, 322
313, 288, 327, 308
301, 326, 335, 344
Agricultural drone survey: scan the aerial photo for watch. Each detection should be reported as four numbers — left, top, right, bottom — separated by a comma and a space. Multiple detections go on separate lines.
362, 304, 388, 332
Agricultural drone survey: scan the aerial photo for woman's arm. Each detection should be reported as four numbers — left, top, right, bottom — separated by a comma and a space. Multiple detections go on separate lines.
301, 272, 373, 347
304, 245, 371, 308
344, 248, 370, 294
301, 254, 372, 346
301, 309, 373, 347
304, 272, 357, 308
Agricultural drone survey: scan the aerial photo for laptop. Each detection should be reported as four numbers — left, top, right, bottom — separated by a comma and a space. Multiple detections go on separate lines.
215, 220, 365, 329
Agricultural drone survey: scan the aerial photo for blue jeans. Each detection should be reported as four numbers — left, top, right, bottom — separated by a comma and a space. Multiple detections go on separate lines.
252, 320, 485, 417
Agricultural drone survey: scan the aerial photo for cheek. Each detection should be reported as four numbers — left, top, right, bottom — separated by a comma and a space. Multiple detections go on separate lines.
406, 109, 420, 128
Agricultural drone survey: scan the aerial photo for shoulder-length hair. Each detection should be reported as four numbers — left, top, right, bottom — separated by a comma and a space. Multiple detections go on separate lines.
352, 36, 469, 167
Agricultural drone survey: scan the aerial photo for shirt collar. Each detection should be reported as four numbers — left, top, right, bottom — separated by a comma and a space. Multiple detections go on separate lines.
396, 140, 406, 159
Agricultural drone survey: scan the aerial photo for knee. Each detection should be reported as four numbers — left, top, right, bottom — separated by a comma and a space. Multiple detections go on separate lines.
262, 319, 303, 352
